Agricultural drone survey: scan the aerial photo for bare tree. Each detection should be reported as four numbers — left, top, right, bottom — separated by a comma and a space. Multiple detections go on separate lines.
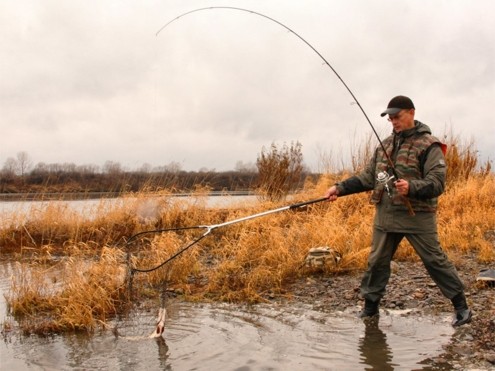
2, 157, 18, 177
139, 163, 152, 173
16, 151, 32, 176
103, 161, 122, 174
235, 160, 257, 173
164, 161, 182, 173
77, 164, 100, 174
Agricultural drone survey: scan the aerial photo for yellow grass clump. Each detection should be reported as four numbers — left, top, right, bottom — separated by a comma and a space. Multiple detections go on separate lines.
6, 246, 127, 334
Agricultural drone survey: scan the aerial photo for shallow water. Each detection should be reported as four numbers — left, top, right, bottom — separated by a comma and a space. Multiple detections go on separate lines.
1, 259, 455, 371
0, 194, 257, 217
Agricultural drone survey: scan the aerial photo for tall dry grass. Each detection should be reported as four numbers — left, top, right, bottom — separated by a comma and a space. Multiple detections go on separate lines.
2, 139, 494, 334
6, 246, 126, 334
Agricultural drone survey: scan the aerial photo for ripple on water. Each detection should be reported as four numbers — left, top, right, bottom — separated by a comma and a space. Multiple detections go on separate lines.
1, 274, 455, 370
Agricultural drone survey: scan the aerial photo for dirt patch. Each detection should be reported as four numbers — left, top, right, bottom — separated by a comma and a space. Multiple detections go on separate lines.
274, 254, 495, 369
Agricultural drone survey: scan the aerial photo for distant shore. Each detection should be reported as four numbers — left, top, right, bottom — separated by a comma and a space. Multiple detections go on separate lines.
0, 190, 256, 202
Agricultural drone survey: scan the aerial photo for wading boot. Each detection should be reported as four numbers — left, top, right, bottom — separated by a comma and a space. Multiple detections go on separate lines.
451, 292, 472, 327
359, 299, 380, 318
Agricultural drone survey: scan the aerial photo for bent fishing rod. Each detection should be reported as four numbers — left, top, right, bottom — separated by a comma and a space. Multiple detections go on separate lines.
157, 6, 415, 215
127, 197, 327, 274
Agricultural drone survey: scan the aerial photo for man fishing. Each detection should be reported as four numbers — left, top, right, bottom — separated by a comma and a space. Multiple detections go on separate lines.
325, 95, 472, 327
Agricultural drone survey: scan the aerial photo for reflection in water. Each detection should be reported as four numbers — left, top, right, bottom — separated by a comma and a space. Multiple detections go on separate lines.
359, 317, 397, 370
156, 337, 171, 370
0, 294, 455, 370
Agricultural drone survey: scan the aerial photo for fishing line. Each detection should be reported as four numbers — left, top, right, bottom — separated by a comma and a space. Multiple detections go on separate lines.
157, 7, 376, 158
126, 197, 327, 276
156, 6, 415, 215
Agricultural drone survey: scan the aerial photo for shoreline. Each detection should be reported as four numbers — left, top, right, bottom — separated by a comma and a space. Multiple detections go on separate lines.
278, 255, 495, 369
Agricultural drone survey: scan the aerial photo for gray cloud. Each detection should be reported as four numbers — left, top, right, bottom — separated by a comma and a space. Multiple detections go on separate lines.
1, 0, 493, 171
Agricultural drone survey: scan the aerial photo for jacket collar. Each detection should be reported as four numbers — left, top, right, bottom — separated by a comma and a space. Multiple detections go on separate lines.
394, 120, 420, 138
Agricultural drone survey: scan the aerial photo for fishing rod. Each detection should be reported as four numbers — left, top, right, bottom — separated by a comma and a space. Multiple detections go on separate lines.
156, 6, 415, 215
126, 197, 327, 274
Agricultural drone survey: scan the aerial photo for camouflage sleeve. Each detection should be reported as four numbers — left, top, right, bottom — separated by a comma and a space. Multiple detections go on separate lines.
408, 143, 446, 199
336, 151, 376, 196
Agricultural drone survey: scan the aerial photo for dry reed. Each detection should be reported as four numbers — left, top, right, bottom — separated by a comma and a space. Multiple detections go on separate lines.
2, 139, 494, 334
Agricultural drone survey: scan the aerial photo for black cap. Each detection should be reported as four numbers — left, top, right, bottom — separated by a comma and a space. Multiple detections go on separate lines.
380, 95, 415, 117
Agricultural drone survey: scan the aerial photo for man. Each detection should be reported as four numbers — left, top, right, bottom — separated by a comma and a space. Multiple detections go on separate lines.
325, 95, 472, 327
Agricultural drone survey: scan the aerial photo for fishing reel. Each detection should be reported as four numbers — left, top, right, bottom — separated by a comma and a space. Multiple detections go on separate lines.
376, 171, 395, 197
376, 171, 394, 185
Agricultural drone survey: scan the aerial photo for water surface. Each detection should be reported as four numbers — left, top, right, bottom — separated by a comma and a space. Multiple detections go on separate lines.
1, 260, 454, 370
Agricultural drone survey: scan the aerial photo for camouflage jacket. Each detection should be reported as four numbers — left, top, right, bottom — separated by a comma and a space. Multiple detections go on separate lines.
336, 121, 447, 233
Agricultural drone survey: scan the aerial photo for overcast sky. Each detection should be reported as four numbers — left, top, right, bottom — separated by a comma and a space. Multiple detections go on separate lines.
1, 0, 493, 172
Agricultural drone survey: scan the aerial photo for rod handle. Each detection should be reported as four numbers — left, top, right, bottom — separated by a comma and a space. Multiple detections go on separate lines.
289, 197, 328, 210
402, 197, 416, 216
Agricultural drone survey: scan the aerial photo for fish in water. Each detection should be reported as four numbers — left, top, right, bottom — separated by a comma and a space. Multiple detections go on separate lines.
149, 307, 166, 338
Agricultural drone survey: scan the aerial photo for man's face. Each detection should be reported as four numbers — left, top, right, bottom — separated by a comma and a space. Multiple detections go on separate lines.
387, 109, 415, 133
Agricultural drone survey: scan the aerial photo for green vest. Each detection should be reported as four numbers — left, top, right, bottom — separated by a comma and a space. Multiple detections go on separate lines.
373, 128, 445, 212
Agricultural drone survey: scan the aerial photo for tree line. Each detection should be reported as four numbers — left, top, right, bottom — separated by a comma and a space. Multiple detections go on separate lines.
1, 143, 312, 200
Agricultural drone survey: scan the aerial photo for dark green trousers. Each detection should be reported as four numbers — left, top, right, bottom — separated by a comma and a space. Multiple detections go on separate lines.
360, 228, 465, 302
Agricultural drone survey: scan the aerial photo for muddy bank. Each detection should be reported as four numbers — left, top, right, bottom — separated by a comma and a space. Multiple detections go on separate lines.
275, 254, 494, 369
